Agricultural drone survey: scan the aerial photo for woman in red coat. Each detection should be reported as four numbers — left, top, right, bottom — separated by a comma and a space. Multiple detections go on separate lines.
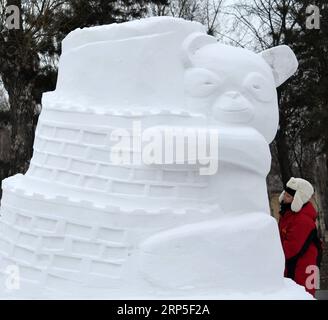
278, 177, 321, 297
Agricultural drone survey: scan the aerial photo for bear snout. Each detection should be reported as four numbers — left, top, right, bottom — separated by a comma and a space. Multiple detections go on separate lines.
212, 91, 254, 123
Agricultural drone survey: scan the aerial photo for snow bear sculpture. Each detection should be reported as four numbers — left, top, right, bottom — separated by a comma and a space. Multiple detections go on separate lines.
138, 30, 300, 293
0, 17, 311, 299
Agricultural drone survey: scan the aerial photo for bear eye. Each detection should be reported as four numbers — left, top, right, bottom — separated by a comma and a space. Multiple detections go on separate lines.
243, 72, 274, 102
184, 68, 222, 97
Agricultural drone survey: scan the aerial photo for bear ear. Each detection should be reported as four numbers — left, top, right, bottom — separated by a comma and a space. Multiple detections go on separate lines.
259, 45, 298, 87
182, 32, 217, 67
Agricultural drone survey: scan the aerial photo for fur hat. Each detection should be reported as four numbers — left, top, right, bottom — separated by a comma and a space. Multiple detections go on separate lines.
279, 177, 314, 212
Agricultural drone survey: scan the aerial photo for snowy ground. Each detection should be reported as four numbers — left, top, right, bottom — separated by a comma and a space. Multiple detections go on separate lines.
0, 277, 314, 300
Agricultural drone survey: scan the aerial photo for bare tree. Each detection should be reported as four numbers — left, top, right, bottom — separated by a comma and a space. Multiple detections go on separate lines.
0, 0, 66, 179
149, 0, 224, 36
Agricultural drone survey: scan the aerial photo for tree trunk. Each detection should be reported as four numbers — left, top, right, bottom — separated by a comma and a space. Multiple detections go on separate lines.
0, 126, 11, 200
313, 153, 328, 240
275, 129, 293, 186
6, 82, 37, 174
275, 89, 293, 186
0, 0, 39, 177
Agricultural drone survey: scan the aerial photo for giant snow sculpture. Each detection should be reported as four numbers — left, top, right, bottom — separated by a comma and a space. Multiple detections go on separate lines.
0, 17, 313, 299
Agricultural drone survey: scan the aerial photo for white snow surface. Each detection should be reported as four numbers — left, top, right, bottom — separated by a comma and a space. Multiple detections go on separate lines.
0, 17, 311, 299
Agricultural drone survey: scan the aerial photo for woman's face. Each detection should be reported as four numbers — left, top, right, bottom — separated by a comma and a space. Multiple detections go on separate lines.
283, 192, 294, 204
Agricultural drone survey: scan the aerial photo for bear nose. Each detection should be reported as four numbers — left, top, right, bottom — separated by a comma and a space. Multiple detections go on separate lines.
225, 91, 240, 99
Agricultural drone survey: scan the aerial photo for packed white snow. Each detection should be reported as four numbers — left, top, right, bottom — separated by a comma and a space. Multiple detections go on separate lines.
0, 16, 312, 299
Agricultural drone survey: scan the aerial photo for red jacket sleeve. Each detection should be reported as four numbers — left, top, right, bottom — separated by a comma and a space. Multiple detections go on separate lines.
281, 215, 315, 259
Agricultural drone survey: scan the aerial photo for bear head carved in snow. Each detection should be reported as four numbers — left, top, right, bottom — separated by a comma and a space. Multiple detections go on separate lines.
182, 33, 298, 143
